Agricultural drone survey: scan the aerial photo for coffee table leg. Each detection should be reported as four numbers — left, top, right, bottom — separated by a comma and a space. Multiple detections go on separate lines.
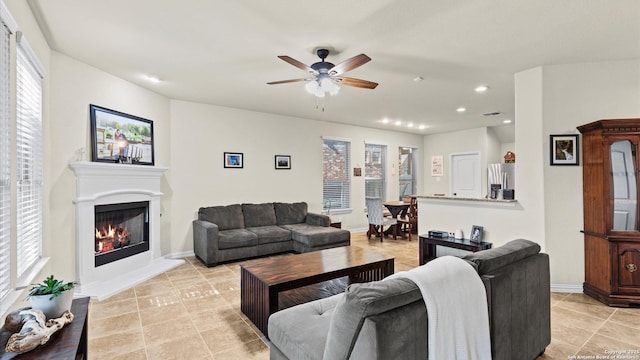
241, 267, 273, 338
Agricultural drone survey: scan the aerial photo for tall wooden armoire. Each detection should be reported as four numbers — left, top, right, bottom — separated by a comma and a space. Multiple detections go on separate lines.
578, 119, 640, 306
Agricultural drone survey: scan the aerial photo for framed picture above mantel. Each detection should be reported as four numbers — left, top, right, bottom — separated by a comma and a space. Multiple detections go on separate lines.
90, 105, 155, 165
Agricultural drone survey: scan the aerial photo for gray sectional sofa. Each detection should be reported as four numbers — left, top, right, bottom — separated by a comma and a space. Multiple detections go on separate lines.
192, 202, 350, 266
269, 239, 550, 360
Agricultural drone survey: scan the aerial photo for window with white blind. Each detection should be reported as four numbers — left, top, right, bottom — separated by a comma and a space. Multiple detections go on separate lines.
322, 138, 351, 212
0, 13, 12, 301
365, 143, 386, 201
16, 32, 44, 279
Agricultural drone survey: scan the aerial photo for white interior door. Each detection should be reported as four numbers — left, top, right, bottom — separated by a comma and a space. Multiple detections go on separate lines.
450, 152, 481, 198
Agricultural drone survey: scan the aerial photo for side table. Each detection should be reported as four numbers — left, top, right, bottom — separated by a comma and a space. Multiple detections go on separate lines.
330, 221, 342, 229
0, 297, 90, 359
419, 235, 492, 265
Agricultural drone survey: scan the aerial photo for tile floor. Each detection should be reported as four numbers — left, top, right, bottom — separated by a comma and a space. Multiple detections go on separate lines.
87, 232, 640, 359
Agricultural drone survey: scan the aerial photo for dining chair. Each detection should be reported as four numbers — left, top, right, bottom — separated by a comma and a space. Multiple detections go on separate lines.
366, 197, 397, 242
397, 196, 417, 240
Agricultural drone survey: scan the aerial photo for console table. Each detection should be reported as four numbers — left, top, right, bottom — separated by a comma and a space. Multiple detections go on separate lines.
419, 235, 492, 265
0, 297, 89, 359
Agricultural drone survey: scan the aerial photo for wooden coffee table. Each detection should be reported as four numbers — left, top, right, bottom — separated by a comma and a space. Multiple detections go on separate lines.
240, 246, 394, 338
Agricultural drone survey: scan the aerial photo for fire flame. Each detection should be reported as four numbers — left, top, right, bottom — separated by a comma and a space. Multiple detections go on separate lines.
95, 224, 129, 253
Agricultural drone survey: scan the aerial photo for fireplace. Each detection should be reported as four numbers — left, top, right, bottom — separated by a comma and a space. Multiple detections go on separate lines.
70, 161, 183, 300
94, 201, 150, 267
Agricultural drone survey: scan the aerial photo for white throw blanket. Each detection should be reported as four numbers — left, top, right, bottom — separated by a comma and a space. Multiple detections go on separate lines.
388, 256, 492, 360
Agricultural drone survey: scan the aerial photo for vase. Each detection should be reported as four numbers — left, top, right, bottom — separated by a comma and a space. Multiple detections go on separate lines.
29, 289, 74, 319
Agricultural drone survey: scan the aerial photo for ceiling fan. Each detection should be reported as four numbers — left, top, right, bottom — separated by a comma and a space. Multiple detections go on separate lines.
267, 48, 378, 97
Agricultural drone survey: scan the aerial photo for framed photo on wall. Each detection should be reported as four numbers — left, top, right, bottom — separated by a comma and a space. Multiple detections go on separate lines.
90, 104, 155, 165
550, 134, 579, 166
275, 155, 291, 169
224, 152, 243, 168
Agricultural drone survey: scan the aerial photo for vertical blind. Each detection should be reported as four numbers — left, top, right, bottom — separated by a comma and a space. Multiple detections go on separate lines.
0, 19, 11, 301
16, 35, 43, 279
322, 138, 351, 211
365, 143, 386, 201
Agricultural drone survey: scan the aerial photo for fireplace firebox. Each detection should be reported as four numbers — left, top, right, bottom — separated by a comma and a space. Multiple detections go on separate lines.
94, 201, 149, 267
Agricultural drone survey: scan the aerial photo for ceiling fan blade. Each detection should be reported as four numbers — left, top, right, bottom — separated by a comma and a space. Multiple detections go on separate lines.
337, 77, 378, 89
267, 78, 308, 85
329, 54, 371, 75
277, 56, 313, 73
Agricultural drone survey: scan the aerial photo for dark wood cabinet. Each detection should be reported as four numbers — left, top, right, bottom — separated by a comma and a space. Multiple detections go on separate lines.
578, 119, 640, 306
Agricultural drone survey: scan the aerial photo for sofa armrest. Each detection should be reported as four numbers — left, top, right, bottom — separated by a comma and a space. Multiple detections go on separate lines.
306, 212, 330, 227
193, 219, 220, 266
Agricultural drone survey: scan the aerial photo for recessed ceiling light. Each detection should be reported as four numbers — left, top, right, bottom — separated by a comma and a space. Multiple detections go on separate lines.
381, 118, 390, 124
418, 125, 427, 130
475, 85, 489, 93
456, 107, 466, 113
413, 76, 424, 82
147, 75, 161, 83
407, 123, 414, 128
503, 119, 512, 124
394, 120, 402, 126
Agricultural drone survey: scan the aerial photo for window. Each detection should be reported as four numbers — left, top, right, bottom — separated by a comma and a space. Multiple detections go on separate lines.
0, 9, 12, 302
365, 143, 386, 200
399, 147, 417, 199
16, 32, 44, 279
322, 138, 351, 212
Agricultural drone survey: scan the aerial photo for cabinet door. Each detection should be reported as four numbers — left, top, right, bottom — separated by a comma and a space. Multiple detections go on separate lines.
615, 243, 640, 294
606, 136, 640, 232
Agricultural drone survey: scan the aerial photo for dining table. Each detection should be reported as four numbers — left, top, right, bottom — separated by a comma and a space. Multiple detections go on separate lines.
382, 201, 411, 238
382, 200, 410, 218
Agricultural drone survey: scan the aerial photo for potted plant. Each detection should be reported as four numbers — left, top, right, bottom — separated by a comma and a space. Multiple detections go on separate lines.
27, 275, 75, 319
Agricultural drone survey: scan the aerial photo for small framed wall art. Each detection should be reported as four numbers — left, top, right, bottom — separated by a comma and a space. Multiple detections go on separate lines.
550, 134, 579, 166
275, 155, 291, 170
224, 152, 243, 168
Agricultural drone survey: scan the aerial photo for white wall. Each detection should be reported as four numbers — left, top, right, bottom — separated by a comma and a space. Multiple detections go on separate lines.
47, 53, 171, 280
423, 127, 491, 197
541, 60, 640, 285
168, 100, 423, 253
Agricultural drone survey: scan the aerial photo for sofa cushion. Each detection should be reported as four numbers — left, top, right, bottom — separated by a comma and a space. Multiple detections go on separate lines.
274, 202, 308, 225
242, 203, 277, 228
463, 238, 540, 274
269, 293, 342, 360
323, 277, 422, 359
218, 229, 258, 250
246, 226, 291, 244
198, 204, 244, 230
282, 224, 350, 247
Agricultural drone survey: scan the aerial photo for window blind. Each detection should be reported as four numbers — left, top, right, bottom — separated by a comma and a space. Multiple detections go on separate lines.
16, 35, 43, 279
322, 139, 351, 211
0, 18, 11, 301
365, 143, 386, 201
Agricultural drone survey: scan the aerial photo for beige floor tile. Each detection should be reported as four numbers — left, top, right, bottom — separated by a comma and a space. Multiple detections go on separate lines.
171, 275, 211, 290
137, 292, 182, 310
550, 292, 570, 306
134, 281, 177, 298
99, 287, 136, 303
556, 294, 616, 320
89, 329, 145, 359
577, 333, 640, 357
212, 338, 270, 360
596, 321, 640, 347
139, 301, 190, 327
89, 311, 142, 339
176, 283, 217, 300
200, 320, 262, 354
210, 277, 241, 293
145, 336, 213, 360
142, 317, 200, 347
90, 348, 148, 360
90, 297, 138, 321
182, 292, 228, 314
191, 305, 244, 332
166, 268, 202, 282
610, 307, 640, 330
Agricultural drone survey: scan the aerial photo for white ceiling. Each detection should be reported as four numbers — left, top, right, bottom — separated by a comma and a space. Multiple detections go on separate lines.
28, 0, 640, 143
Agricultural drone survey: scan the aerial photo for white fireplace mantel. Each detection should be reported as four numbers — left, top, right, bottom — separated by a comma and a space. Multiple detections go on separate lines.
69, 161, 183, 300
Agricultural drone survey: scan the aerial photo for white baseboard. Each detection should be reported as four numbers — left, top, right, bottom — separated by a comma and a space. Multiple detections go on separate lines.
550, 284, 583, 293
164, 250, 195, 259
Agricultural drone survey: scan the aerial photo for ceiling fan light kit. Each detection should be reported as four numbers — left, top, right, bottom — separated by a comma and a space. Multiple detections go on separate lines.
268, 48, 378, 98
